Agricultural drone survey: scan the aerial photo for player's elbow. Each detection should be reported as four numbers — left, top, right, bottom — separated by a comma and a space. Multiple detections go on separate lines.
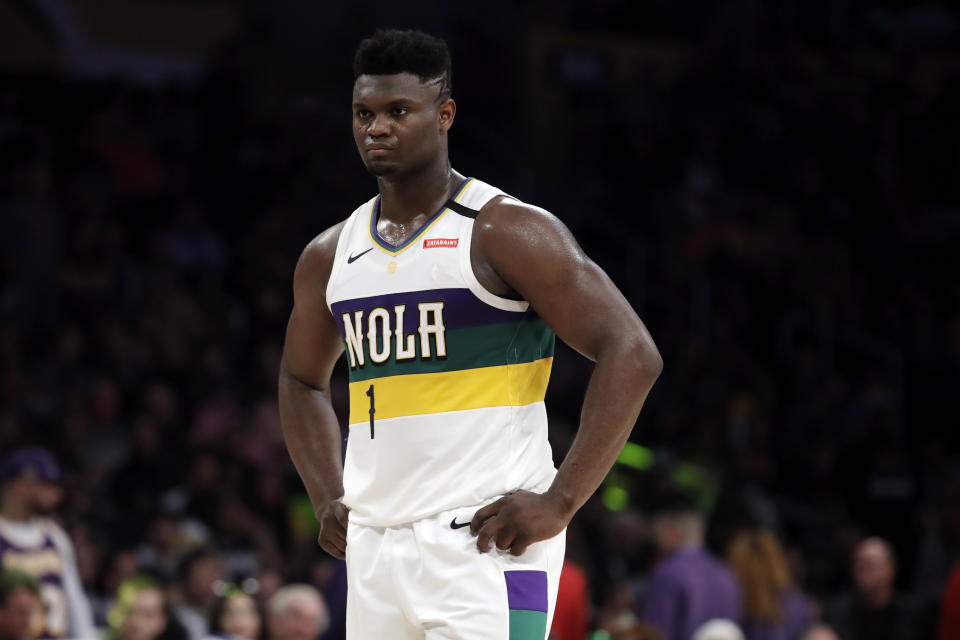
620, 334, 663, 387
643, 345, 664, 380
278, 357, 327, 394
638, 341, 664, 382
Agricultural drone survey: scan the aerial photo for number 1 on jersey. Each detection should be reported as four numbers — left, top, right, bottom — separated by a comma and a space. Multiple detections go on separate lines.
366, 384, 375, 438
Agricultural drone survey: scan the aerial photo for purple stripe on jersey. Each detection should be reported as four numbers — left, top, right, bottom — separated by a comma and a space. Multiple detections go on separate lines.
504, 570, 548, 613
0, 529, 65, 586
330, 288, 527, 335
0, 532, 57, 554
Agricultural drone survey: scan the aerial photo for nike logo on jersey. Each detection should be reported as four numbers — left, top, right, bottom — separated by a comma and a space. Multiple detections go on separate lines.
347, 248, 373, 264
450, 518, 471, 530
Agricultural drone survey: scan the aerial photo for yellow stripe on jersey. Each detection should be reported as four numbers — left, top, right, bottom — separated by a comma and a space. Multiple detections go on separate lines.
348, 357, 553, 424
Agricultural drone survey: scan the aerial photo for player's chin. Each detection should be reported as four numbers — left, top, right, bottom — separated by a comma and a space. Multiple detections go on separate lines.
364, 159, 400, 177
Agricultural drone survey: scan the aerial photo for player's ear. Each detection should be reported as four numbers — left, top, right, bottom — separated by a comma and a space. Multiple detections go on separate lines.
438, 98, 456, 133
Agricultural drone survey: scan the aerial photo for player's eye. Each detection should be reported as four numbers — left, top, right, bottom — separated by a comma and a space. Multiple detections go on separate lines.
355, 109, 371, 119
392, 107, 408, 116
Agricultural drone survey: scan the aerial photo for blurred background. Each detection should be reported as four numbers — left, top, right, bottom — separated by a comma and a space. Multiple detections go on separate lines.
1, 1, 958, 639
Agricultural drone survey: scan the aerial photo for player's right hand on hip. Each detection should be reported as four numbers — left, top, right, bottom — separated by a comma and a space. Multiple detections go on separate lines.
317, 498, 349, 559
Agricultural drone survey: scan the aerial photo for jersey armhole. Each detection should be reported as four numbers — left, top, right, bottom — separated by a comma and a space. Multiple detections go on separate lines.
324, 207, 363, 313
458, 205, 529, 312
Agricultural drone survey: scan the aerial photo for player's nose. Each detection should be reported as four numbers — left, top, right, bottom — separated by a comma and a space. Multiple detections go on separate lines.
367, 112, 390, 137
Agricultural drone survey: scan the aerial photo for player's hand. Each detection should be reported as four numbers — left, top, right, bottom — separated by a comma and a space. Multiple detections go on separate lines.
317, 498, 349, 560
470, 490, 570, 556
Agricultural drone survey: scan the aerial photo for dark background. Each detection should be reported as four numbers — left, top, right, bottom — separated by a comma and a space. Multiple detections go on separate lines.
1, 0, 958, 636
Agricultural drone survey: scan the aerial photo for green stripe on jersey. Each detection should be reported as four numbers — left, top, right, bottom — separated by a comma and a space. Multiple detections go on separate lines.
346, 318, 555, 383
509, 609, 548, 640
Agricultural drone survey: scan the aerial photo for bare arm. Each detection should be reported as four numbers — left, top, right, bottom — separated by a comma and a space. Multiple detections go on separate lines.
470, 199, 662, 554
278, 221, 349, 558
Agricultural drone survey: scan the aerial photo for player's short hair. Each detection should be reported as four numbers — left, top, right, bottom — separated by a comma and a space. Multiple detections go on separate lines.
353, 29, 452, 99
0, 568, 41, 605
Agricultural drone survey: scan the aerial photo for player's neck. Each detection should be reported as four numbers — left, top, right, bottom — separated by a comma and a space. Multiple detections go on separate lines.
376, 157, 462, 223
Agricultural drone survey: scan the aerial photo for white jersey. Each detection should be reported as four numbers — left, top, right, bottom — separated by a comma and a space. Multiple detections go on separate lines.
326, 177, 557, 527
0, 516, 96, 638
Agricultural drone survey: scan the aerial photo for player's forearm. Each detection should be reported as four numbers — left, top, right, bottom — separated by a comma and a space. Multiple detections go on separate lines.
278, 367, 345, 516
546, 338, 662, 518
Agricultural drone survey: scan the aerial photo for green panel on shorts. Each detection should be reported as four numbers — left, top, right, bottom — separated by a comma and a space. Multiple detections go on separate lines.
509, 609, 547, 640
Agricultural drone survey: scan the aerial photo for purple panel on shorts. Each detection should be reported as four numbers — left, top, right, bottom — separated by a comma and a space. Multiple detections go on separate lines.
504, 570, 548, 613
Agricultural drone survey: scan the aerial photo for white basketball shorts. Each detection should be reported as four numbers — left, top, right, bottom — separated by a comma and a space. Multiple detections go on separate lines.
344, 499, 566, 639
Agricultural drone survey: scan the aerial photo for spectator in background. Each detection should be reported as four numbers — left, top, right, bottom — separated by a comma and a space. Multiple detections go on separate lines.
636, 491, 741, 640
136, 515, 187, 582
595, 581, 645, 640
937, 564, 960, 640
798, 625, 841, 640
106, 575, 182, 640
90, 549, 142, 628
590, 613, 664, 640
692, 620, 745, 640
0, 449, 96, 638
206, 586, 262, 640
0, 569, 44, 640
265, 585, 327, 640
725, 528, 811, 640
823, 537, 919, 640
550, 559, 590, 640
172, 548, 223, 640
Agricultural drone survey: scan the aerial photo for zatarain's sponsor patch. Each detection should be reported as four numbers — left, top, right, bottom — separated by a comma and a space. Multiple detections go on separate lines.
423, 238, 459, 249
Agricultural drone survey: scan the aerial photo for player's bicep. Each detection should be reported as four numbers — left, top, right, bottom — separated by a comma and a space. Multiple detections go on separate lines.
477, 203, 648, 362
282, 299, 343, 389
281, 235, 345, 389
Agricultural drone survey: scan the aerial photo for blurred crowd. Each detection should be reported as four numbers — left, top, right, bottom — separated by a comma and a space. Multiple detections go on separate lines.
1, 1, 959, 640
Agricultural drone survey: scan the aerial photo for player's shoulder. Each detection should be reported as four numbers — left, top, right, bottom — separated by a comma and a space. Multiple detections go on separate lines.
473, 194, 580, 260
300, 220, 348, 265
295, 219, 348, 284
297, 194, 376, 271
475, 195, 569, 240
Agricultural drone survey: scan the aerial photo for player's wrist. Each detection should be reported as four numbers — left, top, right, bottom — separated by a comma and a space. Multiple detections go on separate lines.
543, 484, 578, 521
313, 494, 344, 520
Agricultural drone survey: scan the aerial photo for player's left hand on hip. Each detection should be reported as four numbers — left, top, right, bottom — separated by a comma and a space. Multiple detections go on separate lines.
470, 490, 567, 556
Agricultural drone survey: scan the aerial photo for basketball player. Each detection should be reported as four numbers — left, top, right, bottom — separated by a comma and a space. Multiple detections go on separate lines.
0, 448, 95, 638
278, 29, 662, 639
